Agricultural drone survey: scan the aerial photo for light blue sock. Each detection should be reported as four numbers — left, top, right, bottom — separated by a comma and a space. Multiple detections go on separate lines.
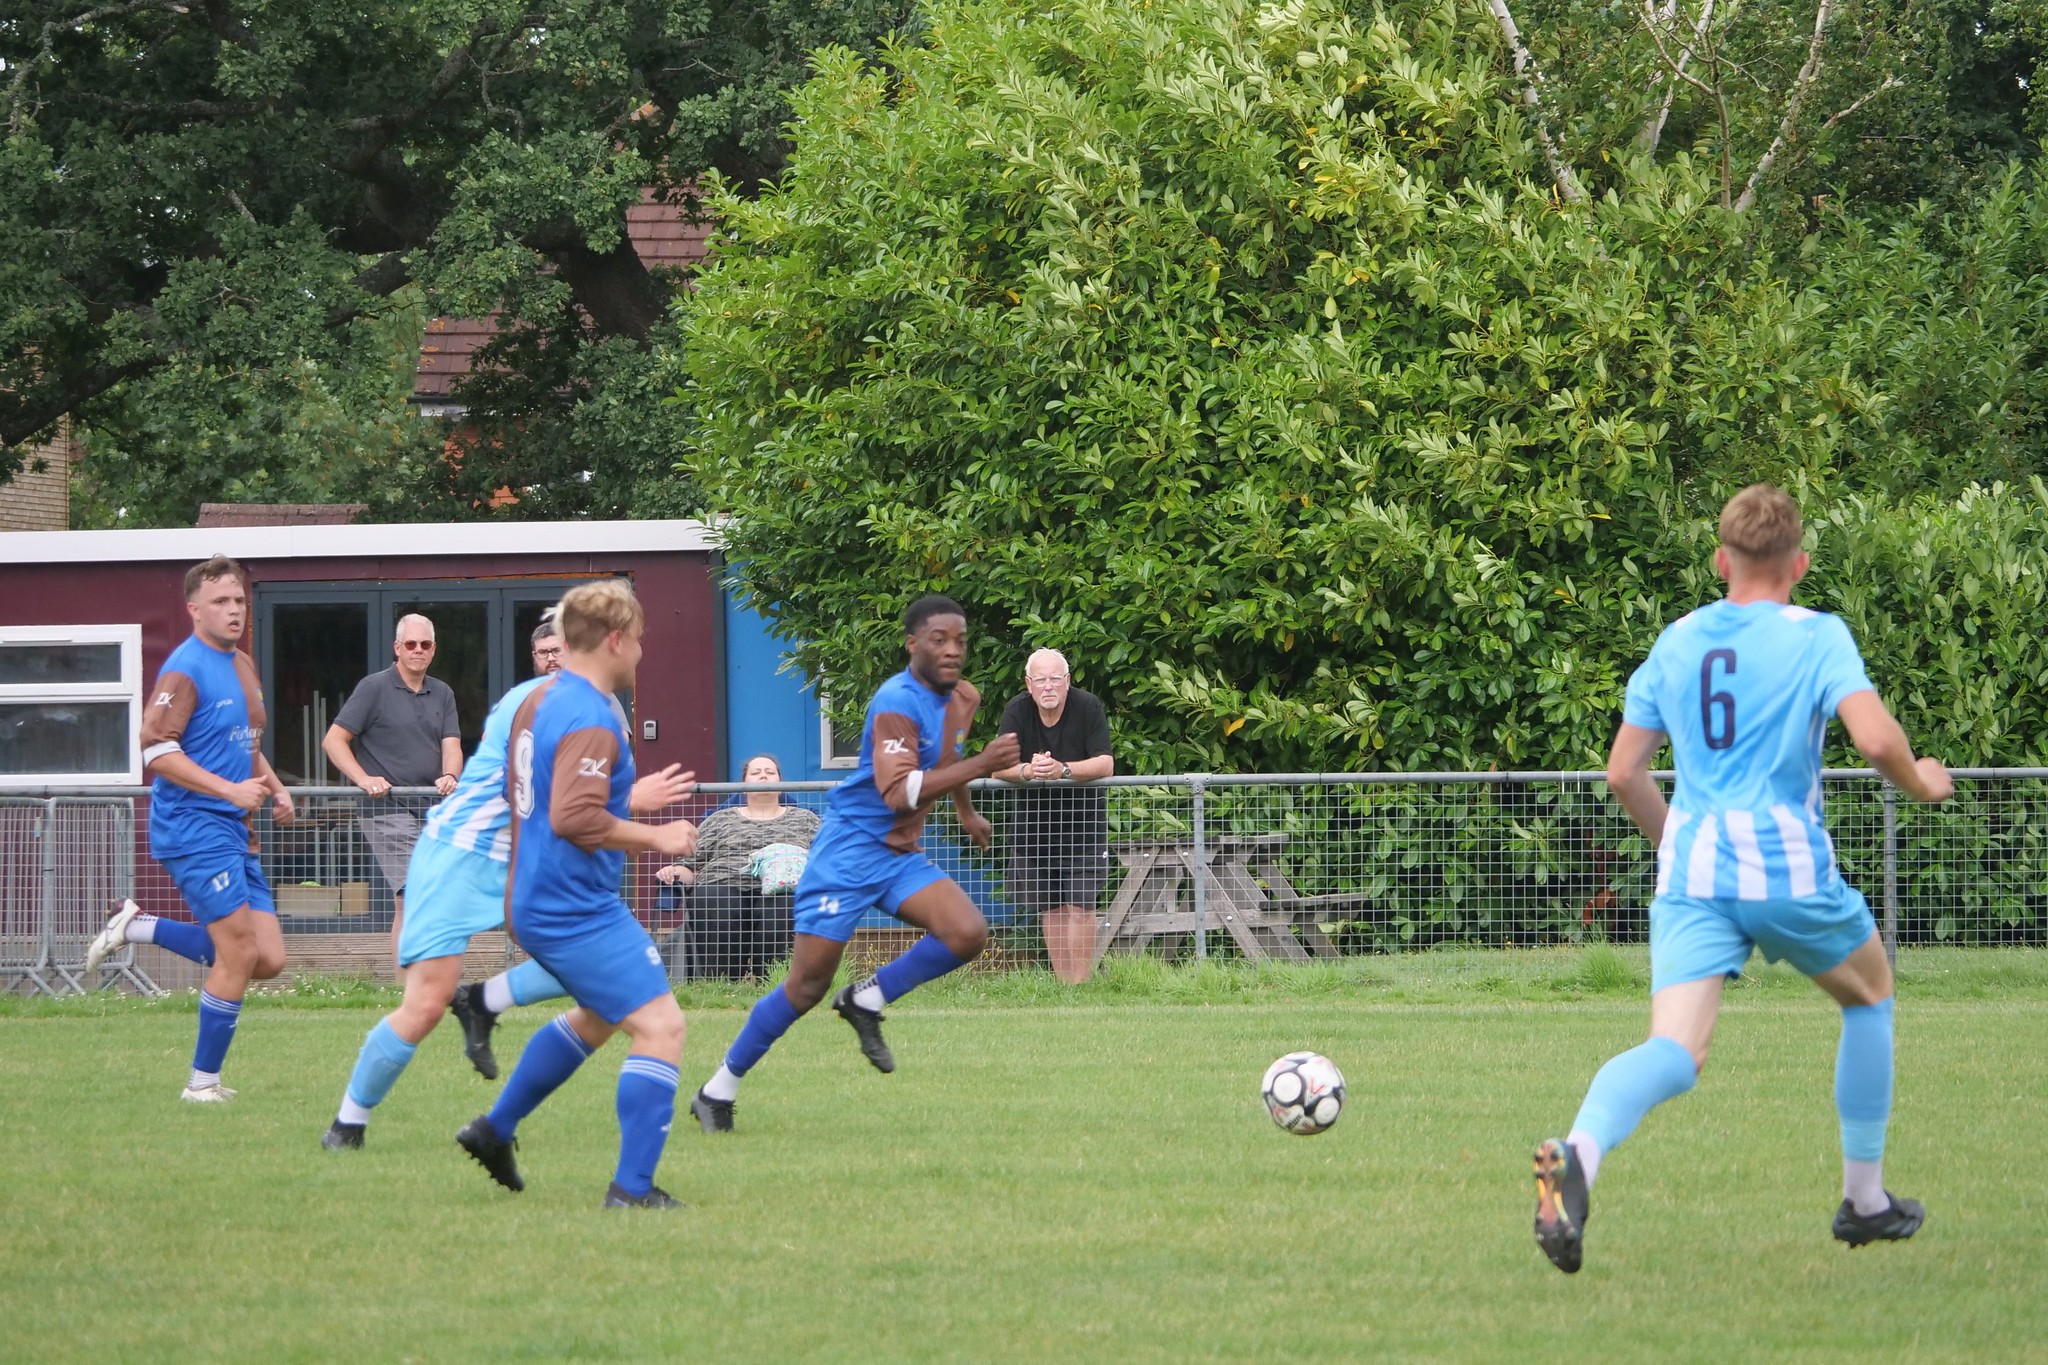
343, 1018, 420, 1112
150, 919, 215, 966
614, 1055, 681, 1197
1837, 998, 1894, 1162
1570, 1035, 1699, 1156
725, 985, 803, 1077
874, 935, 968, 1004
506, 958, 567, 1007
192, 990, 242, 1074
487, 1015, 594, 1140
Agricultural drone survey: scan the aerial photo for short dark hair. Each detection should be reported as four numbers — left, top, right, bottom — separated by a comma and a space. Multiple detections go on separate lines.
904, 594, 964, 634
530, 614, 560, 646
183, 555, 244, 600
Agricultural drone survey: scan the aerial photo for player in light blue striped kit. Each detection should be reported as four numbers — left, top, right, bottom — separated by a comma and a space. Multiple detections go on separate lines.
320, 616, 692, 1152
1532, 484, 1954, 1273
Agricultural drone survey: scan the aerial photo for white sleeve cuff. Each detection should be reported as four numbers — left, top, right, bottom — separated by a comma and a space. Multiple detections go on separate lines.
904, 769, 924, 808
141, 741, 182, 764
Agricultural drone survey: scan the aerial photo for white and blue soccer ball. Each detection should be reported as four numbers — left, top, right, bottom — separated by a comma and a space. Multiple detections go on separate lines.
1261, 1051, 1345, 1135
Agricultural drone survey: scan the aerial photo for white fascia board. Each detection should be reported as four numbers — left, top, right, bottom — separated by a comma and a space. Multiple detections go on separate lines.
0, 519, 724, 565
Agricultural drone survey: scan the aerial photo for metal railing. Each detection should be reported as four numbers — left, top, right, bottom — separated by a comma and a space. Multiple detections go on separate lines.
6, 771, 2043, 996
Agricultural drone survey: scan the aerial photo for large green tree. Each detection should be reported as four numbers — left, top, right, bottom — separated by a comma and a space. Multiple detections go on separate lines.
675, 0, 2048, 772
0, 0, 915, 521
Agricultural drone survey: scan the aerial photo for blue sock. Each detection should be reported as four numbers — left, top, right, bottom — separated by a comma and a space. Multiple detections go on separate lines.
1836, 999, 1894, 1162
874, 935, 968, 1004
724, 986, 803, 1077
192, 990, 242, 1074
152, 919, 215, 966
506, 958, 567, 1007
1570, 1035, 1698, 1155
614, 1055, 680, 1197
487, 1015, 594, 1140
343, 1018, 420, 1112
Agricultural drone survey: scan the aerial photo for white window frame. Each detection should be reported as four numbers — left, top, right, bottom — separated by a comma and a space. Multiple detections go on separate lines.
0, 624, 145, 786
817, 691, 859, 770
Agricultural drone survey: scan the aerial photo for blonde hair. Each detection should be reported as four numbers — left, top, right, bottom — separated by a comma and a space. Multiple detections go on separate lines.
556, 579, 644, 651
1719, 484, 1803, 562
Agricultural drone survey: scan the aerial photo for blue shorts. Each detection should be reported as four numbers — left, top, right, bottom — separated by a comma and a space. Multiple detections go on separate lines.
791, 822, 950, 944
396, 837, 508, 967
161, 847, 275, 926
1650, 884, 1877, 993
515, 904, 670, 1025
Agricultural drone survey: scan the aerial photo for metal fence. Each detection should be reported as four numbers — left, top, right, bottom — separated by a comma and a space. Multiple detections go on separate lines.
6, 771, 2044, 996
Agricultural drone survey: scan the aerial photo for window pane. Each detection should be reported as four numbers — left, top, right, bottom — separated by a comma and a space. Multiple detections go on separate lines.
0, 702, 131, 775
0, 643, 123, 685
271, 603, 370, 786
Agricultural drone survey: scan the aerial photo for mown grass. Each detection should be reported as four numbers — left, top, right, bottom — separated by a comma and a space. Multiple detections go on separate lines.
2, 949, 2043, 1362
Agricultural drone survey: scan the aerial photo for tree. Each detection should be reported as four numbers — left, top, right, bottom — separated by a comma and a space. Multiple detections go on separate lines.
0, 0, 916, 519
675, 0, 2048, 772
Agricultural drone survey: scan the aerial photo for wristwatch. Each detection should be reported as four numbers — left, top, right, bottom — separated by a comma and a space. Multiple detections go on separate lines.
1060, 762, 1072, 781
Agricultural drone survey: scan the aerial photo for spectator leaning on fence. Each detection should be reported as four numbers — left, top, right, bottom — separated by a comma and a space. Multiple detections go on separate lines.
996, 648, 1116, 983
83, 554, 296, 1104
654, 753, 821, 979
321, 613, 462, 955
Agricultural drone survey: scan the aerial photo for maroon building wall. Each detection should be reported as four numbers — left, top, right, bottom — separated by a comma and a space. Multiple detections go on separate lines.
0, 550, 719, 780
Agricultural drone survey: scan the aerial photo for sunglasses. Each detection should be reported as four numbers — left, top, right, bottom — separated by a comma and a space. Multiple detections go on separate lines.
399, 640, 435, 652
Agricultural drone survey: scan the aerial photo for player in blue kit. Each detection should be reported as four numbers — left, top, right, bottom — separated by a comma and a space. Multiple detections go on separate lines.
83, 556, 296, 1102
454, 580, 700, 1209
319, 616, 694, 1151
687, 595, 1020, 1133
1531, 485, 1954, 1274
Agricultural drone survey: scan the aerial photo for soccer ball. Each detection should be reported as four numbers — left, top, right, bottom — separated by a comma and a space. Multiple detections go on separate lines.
1261, 1051, 1345, 1135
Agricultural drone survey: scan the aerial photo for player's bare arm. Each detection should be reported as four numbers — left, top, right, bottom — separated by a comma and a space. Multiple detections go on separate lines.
1836, 691, 1953, 803
1604, 722, 1670, 844
629, 764, 696, 814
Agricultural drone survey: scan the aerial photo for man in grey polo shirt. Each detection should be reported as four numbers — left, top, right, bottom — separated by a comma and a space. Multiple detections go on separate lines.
322, 613, 463, 949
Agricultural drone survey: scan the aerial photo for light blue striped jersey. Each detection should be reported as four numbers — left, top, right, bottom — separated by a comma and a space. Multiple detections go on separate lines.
419, 676, 550, 863
1623, 599, 1874, 901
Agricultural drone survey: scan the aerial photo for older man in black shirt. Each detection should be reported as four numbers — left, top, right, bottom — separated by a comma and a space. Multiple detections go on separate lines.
996, 648, 1115, 982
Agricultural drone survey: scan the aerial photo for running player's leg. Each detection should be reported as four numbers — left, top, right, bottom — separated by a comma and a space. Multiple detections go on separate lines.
452, 958, 570, 1080
696, 933, 849, 1128
324, 953, 462, 1149
178, 852, 282, 1102
85, 899, 214, 974
828, 862, 982, 1074
1812, 932, 1923, 1243
611, 991, 687, 1207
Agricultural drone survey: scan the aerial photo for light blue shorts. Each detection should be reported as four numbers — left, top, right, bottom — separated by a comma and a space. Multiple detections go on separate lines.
790, 822, 950, 944
396, 836, 508, 967
1650, 884, 1877, 993
516, 905, 671, 1025
162, 847, 276, 926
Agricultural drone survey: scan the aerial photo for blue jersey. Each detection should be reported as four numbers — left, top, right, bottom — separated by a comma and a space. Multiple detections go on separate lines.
505, 672, 636, 936
140, 634, 268, 859
1623, 599, 1874, 900
824, 669, 981, 853
420, 675, 550, 863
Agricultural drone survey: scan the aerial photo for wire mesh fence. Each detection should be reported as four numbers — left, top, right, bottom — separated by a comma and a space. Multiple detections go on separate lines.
6, 771, 2044, 996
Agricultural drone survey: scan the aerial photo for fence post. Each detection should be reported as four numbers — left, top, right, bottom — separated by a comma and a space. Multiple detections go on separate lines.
1881, 780, 1899, 971
1190, 774, 1208, 960
38, 797, 59, 995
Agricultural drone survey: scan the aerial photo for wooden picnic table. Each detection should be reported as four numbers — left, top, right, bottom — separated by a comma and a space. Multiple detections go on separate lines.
1090, 832, 1375, 968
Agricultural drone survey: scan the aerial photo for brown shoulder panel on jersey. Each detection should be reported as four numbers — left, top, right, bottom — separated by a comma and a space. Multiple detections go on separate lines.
871, 711, 924, 812
551, 727, 622, 851
139, 672, 199, 770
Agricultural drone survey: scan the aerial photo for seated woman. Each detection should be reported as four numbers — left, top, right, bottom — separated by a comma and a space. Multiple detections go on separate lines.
654, 753, 820, 979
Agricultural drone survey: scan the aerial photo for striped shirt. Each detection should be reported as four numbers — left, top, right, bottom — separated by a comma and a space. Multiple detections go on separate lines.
1623, 599, 1874, 902
419, 676, 550, 863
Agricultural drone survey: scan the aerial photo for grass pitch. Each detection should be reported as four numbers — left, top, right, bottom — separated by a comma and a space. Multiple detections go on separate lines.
3, 951, 2044, 1362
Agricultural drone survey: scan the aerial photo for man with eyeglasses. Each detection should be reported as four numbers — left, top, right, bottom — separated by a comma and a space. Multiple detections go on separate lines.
996, 648, 1115, 982
323, 613, 463, 958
